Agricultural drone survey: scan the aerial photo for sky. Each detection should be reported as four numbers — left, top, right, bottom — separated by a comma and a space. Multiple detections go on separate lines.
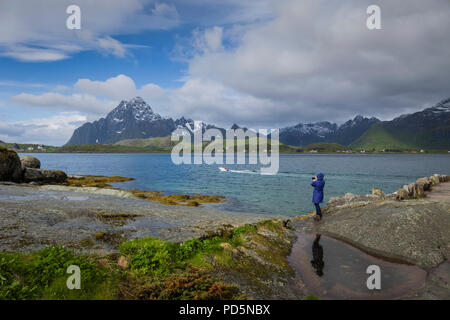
0, 0, 449, 146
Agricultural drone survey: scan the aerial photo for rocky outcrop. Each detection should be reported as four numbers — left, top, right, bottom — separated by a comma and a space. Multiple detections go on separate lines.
1, 148, 67, 184
39, 184, 136, 198
396, 174, 450, 200
20, 155, 41, 169
0, 147, 23, 181
23, 168, 67, 183
316, 175, 450, 269
317, 198, 450, 269
325, 191, 395, 214
279, 116, 380, 147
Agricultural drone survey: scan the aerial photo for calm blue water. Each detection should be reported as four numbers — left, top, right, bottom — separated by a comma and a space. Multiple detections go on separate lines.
21, 153, 450, 216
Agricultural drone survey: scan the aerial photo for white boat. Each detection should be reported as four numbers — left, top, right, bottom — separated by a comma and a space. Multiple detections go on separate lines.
219, 167, 229, 172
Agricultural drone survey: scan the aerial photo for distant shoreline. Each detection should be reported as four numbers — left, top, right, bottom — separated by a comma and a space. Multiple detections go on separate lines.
4, 140, 450, 155
19, 150, 450, 155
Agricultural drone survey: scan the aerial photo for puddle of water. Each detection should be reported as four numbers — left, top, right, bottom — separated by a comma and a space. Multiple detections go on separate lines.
289, 233, 427, 299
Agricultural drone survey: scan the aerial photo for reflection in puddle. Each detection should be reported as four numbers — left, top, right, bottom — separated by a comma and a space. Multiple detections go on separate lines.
310, 234, 324, 277
289, 233, 427, 299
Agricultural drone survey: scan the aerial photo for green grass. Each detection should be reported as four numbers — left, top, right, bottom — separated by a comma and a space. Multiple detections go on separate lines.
0, 246, 118, 300
350, 123, 416, 151
119, 236, 231, 275
115, 136, 177, 149
0, 219, 293, 300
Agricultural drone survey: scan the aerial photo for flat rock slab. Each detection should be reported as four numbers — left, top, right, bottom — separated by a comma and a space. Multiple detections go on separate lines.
316, 199, 450, 269
427, 182, 450, 203
0, 184, 285, 254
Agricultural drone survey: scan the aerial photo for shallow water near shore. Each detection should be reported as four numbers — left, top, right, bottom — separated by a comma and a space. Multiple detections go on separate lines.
21, 153, 450, 216
289, 232, 427, 299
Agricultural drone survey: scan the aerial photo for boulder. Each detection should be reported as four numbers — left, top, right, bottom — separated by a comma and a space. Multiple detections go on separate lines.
416, 177, 431, 191
396, 188, 410, 200
0, 147, 23, 181
20, 155, 41, 169
371, 188, 385, 197
23, 168, 67, 183
413, 183, 426, 199
430, 175, 440, 185
317, 199, 450, 269
343, 193, 357, 201
398, 182, 426, 199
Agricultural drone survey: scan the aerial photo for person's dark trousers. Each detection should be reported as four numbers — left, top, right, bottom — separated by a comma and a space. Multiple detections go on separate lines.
314, 203, 322, 216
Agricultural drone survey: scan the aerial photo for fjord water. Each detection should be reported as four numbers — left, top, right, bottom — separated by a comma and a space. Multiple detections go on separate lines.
24, 153, 450, 217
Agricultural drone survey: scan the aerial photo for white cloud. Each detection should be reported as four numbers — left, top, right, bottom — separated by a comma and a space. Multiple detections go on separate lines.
0, 46, 69, 62
0, 122, 26, 137
9, 74, 169, 118
0, 113, 87, 146
0, 80, 47, 88
0, 0, 275, 62
180, 0, 450, 124
75, 75, 137, 100
97, 37, 127, 58
0, 0, 180, 61
11, 92, 116, 115
4, 0, 450, 143
152, 3, 179, 21
194, 26, 224, 53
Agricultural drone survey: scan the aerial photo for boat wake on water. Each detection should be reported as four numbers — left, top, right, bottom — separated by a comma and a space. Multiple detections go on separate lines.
219, 167, 310, 176
219, 167, 258, 174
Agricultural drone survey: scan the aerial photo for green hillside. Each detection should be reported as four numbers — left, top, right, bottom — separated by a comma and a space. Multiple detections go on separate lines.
58, 136, 301, 153
57, 144, 163, 153
0, 142, 58, 153
115, 136, 176, 149
349, 123, 415, 151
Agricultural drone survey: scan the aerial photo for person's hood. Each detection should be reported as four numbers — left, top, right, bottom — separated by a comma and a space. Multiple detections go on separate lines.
316, 173, 324, 180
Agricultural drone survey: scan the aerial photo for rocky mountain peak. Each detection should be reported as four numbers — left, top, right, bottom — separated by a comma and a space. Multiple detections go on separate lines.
427, 97, 450, 113
392, 97, 450, 123
107, 97, 158, 122
339, 115, 380, 129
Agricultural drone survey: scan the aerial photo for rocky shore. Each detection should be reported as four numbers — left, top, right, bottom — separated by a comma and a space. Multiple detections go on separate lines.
0, 182, 286, 253
0, 148, 300, 300
316, 174, 450, 269
1, 147, 449, 300
297, 174, 450, 299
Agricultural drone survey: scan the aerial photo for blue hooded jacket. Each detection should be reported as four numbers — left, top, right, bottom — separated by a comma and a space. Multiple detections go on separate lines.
311, 173, 325, 203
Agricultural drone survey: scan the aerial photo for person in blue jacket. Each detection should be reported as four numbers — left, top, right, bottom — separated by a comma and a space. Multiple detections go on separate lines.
311, 173, 325, 220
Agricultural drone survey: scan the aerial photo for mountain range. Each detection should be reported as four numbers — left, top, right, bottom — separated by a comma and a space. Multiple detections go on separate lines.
351, 97, 450, 150
66, 97, 450, 150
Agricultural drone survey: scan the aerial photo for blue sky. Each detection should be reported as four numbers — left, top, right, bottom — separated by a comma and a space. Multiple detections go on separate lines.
0, 0, 449, 145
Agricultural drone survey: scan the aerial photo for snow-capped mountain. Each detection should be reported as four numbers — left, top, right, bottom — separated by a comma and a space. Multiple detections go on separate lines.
66, 96, 449, 149
279, 116, 380, 146
66, 97, 222, 145
107, 97, 162, 124
392, 97, 450, 123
